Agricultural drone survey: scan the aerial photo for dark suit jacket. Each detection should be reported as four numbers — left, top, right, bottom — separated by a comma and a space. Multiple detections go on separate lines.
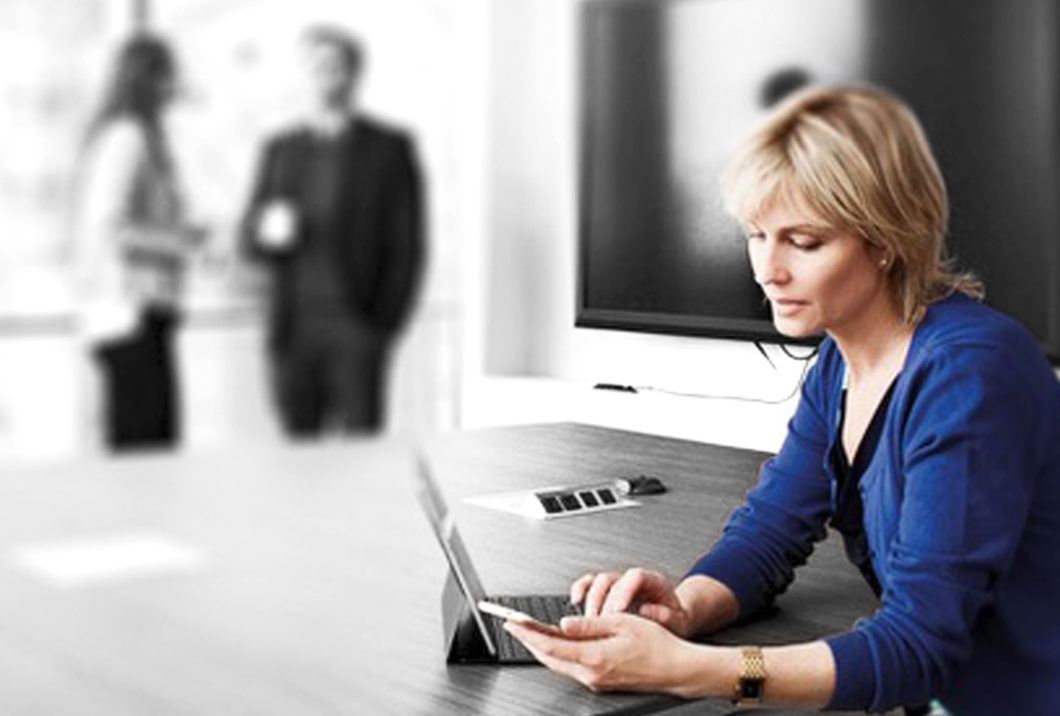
240, 116, 424, 354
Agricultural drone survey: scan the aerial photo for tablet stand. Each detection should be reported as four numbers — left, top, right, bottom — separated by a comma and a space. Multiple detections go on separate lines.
441, 570, 495, 663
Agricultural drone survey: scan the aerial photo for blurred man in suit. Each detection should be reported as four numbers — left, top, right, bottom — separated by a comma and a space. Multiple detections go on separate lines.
240, 26, 424, 437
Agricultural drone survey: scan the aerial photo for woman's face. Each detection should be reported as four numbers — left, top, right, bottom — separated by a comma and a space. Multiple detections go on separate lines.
745, 194, 890, 339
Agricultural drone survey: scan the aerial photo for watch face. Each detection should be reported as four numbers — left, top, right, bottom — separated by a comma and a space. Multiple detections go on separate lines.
741, 679, 764, 700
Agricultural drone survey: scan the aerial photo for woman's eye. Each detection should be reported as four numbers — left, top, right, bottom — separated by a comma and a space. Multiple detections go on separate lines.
745, 232, 765, 242
790, 236, 822, 251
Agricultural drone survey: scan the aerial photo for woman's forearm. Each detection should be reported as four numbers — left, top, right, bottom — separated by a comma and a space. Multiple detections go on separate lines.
675, 574, 740, 636
673, 576, 835, 708
671, 639, 836, 708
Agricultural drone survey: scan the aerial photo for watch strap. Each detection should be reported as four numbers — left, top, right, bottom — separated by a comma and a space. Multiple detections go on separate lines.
732, 645, 766, 705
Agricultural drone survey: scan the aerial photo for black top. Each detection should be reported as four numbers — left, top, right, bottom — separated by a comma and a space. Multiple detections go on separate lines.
291, 127, 354, 318
828, 377, 899, 598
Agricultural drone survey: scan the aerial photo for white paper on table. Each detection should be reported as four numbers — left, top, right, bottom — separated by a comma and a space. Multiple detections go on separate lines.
7, 532, 209, 589
463, 488, 541, 517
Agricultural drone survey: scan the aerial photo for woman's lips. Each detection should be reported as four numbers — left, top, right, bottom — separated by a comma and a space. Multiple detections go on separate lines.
771, 298, 808, 316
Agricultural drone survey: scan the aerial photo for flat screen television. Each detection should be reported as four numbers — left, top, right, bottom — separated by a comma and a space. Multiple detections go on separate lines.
577, 0, 1060, 360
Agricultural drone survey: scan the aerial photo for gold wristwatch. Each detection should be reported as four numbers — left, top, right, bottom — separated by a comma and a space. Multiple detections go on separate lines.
731, 645, 766, 705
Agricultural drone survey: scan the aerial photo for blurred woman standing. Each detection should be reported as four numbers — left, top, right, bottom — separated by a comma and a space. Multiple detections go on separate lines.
73, 34, 203, 451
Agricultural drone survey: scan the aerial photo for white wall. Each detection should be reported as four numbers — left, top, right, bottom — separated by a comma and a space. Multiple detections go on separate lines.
0, 0, 492, 463
465, 0, 804, 452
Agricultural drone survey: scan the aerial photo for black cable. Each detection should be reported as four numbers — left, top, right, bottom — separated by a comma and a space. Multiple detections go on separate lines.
594, 341, 819, 404
779, 342, 820, 361
753, 340, 777, 369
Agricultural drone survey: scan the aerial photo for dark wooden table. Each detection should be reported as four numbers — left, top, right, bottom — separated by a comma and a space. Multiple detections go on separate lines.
0, 423, 884, 715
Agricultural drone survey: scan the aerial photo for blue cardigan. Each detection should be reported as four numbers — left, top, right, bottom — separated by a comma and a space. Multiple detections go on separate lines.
689, 294, 1060, 714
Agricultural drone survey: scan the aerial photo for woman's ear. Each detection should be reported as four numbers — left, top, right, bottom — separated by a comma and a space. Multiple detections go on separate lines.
866, 241, 891, 270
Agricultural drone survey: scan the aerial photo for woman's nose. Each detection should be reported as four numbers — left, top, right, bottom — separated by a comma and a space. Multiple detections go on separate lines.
751, 240, 789, 286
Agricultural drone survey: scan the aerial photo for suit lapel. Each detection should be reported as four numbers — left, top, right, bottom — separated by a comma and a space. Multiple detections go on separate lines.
340, 119, 373, 220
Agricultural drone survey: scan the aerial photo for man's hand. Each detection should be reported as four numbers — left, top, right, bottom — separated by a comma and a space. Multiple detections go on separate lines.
257, 201, 299, 250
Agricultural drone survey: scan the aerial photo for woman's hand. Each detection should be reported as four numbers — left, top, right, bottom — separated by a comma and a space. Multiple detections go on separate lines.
571, 568, 695, 637
507, 614, 839, 707
504, 613, 706, 696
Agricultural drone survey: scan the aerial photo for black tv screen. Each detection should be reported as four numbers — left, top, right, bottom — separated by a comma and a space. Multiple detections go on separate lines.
577, 0, 1060, 359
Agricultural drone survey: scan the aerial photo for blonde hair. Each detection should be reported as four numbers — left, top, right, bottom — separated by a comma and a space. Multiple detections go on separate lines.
720, 84, 983, 324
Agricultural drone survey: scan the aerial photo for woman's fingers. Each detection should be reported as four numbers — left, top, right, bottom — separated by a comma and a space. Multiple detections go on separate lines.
637, 602, 672, 622
517, 639, 600, 690
582, 572, 621, 616
559, 615, 621, 639
570, 573, 597, 606
505, 621, 601, 663
600, 567, 653, 614
637, 601, 684, 634
574, 568, 676, 617
507, 614, 670, 694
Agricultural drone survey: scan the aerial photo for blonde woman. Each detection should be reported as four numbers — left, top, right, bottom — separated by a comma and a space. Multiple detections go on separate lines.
505, 86, 1060, 715
74, 34, 204, 451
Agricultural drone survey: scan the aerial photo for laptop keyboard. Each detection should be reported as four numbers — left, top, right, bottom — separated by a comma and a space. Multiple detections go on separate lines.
490, 594, 582, 662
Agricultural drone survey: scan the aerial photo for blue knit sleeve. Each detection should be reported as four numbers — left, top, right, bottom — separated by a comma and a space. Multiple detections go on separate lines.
825, 342, 1045, 712
686, 347, 834, 617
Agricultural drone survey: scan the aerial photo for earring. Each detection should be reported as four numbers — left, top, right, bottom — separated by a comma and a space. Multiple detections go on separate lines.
879, 258, 889, 268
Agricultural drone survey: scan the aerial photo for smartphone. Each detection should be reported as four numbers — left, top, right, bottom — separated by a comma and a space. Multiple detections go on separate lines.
477, 600, 563, 634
